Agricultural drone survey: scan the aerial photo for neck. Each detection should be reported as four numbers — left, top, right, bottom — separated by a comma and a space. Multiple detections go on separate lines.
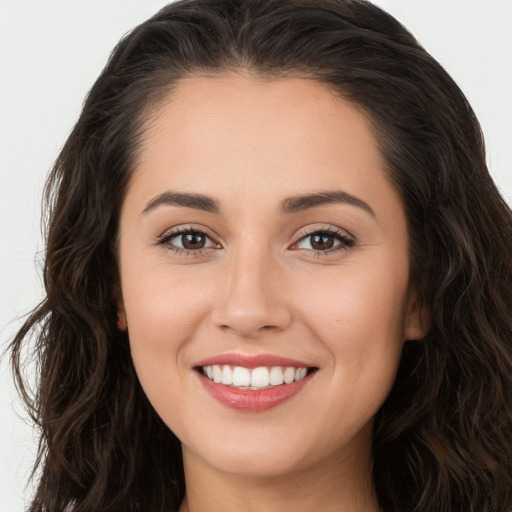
179, 436, 380, 512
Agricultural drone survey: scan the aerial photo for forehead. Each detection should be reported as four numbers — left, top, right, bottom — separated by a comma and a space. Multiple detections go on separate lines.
140, 73, 376, 167
129, 72, 401, 219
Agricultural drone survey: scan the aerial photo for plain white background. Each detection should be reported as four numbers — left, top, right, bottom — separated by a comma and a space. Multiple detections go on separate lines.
1, 1, 511, 510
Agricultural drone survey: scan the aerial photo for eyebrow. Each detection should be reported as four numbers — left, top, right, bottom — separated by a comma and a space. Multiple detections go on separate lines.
281, 190, 375, 216
142, 191, 220, 214
142, 189, 375, 217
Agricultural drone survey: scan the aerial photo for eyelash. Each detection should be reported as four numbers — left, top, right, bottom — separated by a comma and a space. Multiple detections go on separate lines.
292, 227, 355, 255
157, 226, 355, 257
157, 226, 219, 256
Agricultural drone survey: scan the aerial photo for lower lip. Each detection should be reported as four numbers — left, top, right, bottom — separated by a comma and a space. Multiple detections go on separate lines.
198, 372, 313, 412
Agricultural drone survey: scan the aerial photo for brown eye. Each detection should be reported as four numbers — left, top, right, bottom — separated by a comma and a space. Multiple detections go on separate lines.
181, 232, 207, 249
310, 233, 335, 251
160, 229, 218, 252
294, 229, 354, 253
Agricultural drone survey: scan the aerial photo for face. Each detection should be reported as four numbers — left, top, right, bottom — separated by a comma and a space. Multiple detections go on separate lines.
117, 73, 425, 480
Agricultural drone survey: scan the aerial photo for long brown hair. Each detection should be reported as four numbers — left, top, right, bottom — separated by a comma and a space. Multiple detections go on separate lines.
10, 1, 512, 510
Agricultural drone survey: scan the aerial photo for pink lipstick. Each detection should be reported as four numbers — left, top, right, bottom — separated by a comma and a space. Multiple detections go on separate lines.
194, 353, 317, 412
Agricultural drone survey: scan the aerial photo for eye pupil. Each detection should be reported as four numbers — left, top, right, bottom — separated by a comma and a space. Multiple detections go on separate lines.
311, 233, 334, 250
182, 232, 205, 249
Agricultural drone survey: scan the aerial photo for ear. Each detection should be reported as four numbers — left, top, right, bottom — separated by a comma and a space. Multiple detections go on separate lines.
117, 299, 127, 331
404, 287, 429, 341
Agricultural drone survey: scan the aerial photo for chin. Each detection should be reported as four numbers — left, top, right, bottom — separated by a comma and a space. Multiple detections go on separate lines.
208, 451, 307, 478
183, 428, 328, 479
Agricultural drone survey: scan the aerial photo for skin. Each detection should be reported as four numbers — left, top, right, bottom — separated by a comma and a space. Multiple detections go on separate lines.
117, 72, 427, 512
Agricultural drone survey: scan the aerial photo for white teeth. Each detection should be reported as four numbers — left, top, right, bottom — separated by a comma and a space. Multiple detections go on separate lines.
251, 367, 270, 387
269, 366, 284, 385
221, 365, 233, 385
201, 365, 311, 389
283, 367, 295, 384
232, 366, 251, 387
212, 365, 222, 383
295, 368, 307, 381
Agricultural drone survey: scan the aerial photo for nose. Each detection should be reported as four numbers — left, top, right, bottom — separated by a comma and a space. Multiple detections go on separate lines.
211, 248, 292, 339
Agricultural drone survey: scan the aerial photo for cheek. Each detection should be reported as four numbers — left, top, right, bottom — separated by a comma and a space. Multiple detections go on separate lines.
297, 259, 409, 392
121, 261, 212, 383
301, 258, 408, 336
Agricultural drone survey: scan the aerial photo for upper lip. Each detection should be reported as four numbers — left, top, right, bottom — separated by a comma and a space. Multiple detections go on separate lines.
194, 353, 317, 369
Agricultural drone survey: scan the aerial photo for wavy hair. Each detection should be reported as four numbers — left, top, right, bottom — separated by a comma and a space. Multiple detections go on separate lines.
10, 0, 512, 510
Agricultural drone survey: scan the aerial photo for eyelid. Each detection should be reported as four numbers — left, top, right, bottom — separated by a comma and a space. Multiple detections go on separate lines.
155, 223, 355, 257
290, 225, 355, 253
157, 223, 217, 239
157, 225, 222, 254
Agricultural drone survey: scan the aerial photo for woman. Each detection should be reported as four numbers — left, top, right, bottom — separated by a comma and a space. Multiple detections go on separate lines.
10, 0, 512, 510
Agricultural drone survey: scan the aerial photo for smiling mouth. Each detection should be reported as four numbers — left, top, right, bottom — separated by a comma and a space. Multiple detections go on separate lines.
198, 365, 317, 390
